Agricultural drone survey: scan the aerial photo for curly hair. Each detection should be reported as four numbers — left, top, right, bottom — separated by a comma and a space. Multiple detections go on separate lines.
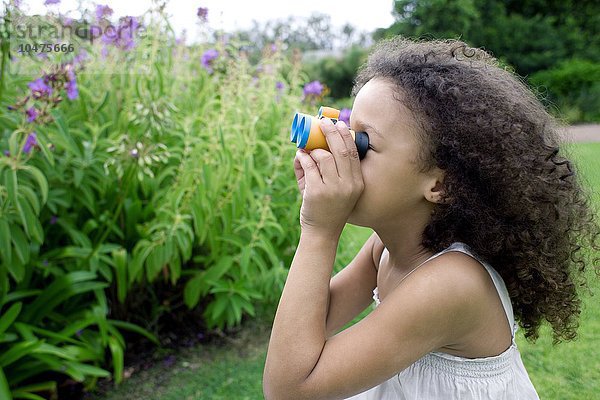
352, 37, 600, 344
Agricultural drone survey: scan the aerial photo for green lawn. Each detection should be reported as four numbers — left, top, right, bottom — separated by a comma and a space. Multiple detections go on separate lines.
94, 142, 600, 400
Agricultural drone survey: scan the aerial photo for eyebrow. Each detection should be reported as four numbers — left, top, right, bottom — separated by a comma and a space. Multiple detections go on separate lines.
356, 121, 383, 139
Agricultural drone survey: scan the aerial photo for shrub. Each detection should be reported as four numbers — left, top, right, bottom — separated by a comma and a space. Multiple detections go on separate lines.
302, 45, 368, 99
529, 59, 600, 123
0, 3, 308, 398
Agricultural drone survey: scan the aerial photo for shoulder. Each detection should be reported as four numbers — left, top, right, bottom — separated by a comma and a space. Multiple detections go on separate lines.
385, 250, 494, 344
419, 250, 493, 295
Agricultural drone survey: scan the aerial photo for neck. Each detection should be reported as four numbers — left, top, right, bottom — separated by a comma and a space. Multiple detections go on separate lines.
373, 204, 435, 273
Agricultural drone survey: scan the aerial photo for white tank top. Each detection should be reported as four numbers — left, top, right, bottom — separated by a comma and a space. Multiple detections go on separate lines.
344, 242, 540, 400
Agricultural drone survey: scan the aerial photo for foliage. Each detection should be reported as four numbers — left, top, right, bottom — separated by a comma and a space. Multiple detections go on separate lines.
0, 2, 312, 398
302, 45, 369, 99
376, 0, 600, 77
529, 59, 600, 123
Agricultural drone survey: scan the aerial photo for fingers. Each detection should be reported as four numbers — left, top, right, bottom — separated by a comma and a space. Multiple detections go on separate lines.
293, 153, 305, 191
334, 120, 363, 185
307, 148, 339, 184
319, 118, 358, 179
296, 149, 324, 188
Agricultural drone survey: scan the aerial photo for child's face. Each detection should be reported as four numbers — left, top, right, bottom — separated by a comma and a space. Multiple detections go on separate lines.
347, 78, 444, 228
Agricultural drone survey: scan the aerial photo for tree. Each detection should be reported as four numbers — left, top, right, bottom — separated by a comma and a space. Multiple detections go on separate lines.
375, 0, 600, 76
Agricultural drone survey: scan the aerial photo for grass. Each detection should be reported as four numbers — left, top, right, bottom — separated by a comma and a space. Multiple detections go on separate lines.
95, 142, 600, 400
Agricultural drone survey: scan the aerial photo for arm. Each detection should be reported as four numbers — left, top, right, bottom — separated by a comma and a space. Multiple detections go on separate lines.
264, 251, 488, 400
325, 232, 379, 338
263, 229, 340, 399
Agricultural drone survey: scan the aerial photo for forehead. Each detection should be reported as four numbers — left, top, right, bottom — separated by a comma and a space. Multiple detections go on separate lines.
351, 78, 419, 137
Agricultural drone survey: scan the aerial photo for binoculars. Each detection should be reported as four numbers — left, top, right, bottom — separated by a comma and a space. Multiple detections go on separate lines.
290, 106, 370, 160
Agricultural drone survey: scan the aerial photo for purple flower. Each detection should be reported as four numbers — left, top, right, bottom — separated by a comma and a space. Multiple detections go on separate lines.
65, 70, 78, 100
96, 5, 113, 20
50, 215, 59, 224
201, 49, 219, 73
44, 0, 60, 5
101, 16, 140, 51
26, 107, 39, 123
63, 17, 74, 26
23, 132, 38, 154
73, 50, 88, 66
338, 108, 351, 125
197, 7, 208, 22
28, 78, 53, 98
3, 150, 10, 157
303, 80, 324, 97
14, 0, 23, 8
276, 81, 284, 90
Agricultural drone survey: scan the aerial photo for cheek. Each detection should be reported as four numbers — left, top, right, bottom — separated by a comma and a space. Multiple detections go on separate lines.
361, 158, 421, 200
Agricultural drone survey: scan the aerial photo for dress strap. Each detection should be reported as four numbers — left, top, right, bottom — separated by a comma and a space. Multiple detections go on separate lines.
445, 242, 518, 339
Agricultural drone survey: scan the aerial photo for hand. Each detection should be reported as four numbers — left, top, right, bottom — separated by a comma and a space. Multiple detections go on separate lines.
293, 118, 365, 236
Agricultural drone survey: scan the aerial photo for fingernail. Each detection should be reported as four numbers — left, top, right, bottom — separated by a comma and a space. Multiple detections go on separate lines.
321, 118, 333, 125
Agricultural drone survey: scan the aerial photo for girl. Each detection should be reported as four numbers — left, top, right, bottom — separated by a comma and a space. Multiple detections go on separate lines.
263, 37, 600, 400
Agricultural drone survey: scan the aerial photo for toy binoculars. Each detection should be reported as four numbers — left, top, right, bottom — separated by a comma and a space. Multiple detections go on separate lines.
290, 106, 370, 160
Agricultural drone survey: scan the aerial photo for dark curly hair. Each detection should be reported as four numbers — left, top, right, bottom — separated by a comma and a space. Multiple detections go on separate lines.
352, 37, 600, 344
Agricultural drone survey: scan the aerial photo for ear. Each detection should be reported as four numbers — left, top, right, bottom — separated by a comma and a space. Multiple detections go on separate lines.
424, 168, 447, 205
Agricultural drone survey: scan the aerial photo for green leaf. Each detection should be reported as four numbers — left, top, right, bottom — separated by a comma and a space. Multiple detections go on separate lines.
129, 241, 153, 285
20, 166, 48, 205
204, 255, 234, 285
0, 302, 22, 335
32, 343, 77, 361
111, 248, 128, 303
19, 272, 106, 324
0, 340, 41, 367
0, 367, 12, 400
0, 219, 12, 266
10, 225, 29, 267
19, 186, 40, 216
5, 290, 42, 304
32, 129, 55, 166
107, 320, 159, 345
145, 246, 163, 282
12, 381, 56, 399
108, 336, 124, 385
52, 112, 82, 158
4, 169, 18, 211
17, 197, 43, 243
94, 91, 110, 113
12, 393, 46, 400
63, 361, 110, 380
184, 273, 204, 309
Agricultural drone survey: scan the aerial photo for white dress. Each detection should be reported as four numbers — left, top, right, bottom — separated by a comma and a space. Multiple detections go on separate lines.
344, 242, 540, 400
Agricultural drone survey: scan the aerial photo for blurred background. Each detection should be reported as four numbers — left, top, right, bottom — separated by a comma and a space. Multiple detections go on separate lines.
0, 1, 598, 399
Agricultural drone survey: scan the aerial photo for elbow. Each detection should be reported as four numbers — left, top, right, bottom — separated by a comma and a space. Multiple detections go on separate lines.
263, 375, 308, 400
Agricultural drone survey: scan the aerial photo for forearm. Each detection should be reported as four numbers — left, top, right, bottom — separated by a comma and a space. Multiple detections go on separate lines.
264, 230, 339, 396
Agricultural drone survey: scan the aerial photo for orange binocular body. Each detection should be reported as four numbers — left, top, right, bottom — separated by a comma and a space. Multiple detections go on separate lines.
290, 106, 370, 160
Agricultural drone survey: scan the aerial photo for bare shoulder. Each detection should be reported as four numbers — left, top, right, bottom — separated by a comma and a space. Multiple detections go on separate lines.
421, 250, 494, 291
396, 250, 498, 340
405, 250, 495, 306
